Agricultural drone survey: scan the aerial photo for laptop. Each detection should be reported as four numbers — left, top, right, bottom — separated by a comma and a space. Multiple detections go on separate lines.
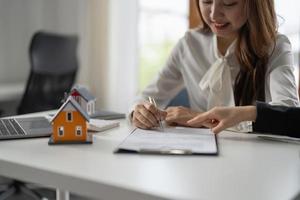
0, 117, 52, 140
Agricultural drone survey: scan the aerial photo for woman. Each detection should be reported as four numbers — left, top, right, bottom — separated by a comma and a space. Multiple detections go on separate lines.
130, 0, 299, 129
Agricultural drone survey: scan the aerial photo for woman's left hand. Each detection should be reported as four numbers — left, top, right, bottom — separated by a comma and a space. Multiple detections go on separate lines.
165, 106, 200, 127
187, 106, 257, 134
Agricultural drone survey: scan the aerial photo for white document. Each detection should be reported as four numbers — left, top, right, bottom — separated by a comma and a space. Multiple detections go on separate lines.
88, 119, 119, 132
116, 127, 218, 155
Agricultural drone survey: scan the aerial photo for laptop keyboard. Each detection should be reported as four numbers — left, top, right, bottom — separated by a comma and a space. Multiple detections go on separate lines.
0, 119, 26, 136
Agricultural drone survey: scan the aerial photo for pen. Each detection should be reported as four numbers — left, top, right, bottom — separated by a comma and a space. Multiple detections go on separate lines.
148, 96, 164, 130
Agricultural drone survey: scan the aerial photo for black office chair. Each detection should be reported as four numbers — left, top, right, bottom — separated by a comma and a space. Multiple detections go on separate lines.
17, 31, 79, 114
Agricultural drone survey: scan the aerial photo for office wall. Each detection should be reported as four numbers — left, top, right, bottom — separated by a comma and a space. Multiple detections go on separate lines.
0, 0, 137, 114
85, 0, 138, 112
107, 0, 138, 112
85, 0, 110, 110
0, 0, 87, 84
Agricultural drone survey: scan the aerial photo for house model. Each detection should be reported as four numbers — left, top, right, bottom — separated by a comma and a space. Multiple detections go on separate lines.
49, 97, 92, 145
70, 85, 96, 116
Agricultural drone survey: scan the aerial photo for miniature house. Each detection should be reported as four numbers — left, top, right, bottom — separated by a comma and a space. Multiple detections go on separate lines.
49, 97, 91, 144
70, 85, 96, 116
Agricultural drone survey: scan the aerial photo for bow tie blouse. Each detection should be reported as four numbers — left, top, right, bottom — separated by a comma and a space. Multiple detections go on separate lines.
132, 28, 299, 129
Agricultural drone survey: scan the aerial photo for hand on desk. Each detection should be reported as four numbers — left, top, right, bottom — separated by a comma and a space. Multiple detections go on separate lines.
133, 105, 204, 129
165, 106, 201, 127
132, 102, 167, 129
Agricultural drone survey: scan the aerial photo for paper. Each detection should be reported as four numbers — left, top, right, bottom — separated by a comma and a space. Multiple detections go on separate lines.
88, 119, 119, 132
116, 127, 218, 155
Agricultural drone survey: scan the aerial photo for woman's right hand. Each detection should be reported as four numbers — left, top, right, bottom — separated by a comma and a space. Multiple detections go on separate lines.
132, 102, 167, 129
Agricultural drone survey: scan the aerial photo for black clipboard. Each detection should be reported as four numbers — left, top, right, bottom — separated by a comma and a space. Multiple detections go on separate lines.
115, 127, 218, 155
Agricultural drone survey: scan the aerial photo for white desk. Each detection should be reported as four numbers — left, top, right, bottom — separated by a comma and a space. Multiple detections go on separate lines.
0, 114, 299, 200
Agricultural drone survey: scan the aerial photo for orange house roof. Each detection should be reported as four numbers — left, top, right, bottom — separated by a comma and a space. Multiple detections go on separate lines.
51, 97, 90, 123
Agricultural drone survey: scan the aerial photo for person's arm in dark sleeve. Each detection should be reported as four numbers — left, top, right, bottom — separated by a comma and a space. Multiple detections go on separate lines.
253, 101, 300, 138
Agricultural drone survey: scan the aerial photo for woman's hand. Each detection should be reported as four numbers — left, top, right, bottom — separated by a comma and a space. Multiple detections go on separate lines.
165, 106, 200, 127
187, 106, 257, 134
132, 102, 167, 129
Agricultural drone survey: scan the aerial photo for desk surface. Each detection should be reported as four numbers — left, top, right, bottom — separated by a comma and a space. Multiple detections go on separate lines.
0, 114, 299, 200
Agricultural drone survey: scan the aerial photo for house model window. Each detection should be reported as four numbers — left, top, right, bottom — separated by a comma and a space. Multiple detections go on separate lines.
87, 104, 91, 113
58, 127, 64, 137
76, 126, 82, 136
77, 97, 81, 104
67, 112, 73, 122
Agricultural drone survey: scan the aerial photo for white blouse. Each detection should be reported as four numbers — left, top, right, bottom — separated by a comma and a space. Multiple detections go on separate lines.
131, 28, 299, 114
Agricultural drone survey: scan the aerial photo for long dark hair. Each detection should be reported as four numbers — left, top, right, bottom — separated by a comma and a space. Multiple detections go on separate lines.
195, 0, 277, 105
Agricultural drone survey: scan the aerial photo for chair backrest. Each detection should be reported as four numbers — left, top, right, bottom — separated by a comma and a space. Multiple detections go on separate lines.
17, 31, 79, 114
167, 88, 190, 108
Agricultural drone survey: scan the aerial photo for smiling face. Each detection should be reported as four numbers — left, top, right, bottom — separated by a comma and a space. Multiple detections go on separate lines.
199, 0, 248, 42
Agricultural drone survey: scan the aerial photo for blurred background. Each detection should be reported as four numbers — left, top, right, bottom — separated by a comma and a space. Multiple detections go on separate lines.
0, 0, 299, 117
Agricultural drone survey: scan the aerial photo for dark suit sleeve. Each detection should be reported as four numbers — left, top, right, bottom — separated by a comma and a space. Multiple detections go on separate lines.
253, 101, 300, 138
